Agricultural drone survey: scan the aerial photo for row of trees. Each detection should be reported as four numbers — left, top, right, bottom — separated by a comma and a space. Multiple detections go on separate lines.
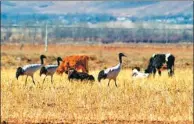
1, 26, 193, 44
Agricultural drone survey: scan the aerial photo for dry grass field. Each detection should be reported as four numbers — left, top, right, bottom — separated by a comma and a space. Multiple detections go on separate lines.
1, 43, 193, 123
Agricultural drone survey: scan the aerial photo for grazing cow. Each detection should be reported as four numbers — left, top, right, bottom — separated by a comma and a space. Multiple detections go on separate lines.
145, 53, 175, 77
68, 68, 95, 82
56, 55, 89, 75
132, 67, 149, 78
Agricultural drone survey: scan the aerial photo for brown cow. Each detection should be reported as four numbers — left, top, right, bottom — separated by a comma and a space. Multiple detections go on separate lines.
56, 55, 89, 75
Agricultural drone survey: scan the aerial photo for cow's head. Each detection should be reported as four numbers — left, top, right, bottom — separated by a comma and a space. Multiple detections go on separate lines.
145, 64, 154, 74
145, 56, 155, 74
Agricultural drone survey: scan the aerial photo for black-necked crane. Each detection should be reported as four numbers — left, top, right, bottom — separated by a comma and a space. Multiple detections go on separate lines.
40, 57, 62, 83
98, 53, 126, 87
16, 55, 47, 85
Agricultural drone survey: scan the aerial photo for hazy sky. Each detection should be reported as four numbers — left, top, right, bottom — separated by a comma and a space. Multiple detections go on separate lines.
2, 1, 193, 17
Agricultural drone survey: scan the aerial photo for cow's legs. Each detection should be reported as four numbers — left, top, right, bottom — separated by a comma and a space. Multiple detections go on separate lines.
167, 55, 175, 77
167, 63, 174, 77
158, 70, 161, 76
153, 68, 156, 77
157, 68, 161, 76
167, 65, 173, 77
172, 65, 174, 75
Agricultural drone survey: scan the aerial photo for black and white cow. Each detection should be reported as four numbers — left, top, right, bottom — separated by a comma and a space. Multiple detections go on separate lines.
145, 53, 175, 77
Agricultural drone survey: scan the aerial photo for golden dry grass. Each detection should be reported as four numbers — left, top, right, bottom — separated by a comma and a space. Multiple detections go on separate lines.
1, 43, 193, 123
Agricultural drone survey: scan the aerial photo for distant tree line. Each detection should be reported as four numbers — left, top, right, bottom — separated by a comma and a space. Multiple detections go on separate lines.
1, 26, 193, 44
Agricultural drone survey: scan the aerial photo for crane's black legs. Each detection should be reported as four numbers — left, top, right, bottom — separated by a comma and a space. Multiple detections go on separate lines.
51, 75, 53, 83
31, 75, 35, 84
25, 76, 28, 86
43, 75, 47, 84
42, 75, 54, 84
114, 79, 118, 87
108, 79, 110, 86
107, 79, 118, 87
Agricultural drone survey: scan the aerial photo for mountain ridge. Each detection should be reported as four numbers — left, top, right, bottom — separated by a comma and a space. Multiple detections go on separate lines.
1, 1, 193, 25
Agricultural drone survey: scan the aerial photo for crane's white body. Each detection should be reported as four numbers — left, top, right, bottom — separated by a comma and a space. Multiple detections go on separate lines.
23, 64, 42, 76
104, 63, 121, 80
44, 65, 58, 76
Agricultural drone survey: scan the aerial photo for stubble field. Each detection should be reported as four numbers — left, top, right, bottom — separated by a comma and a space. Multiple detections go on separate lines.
1, 43, 193, 123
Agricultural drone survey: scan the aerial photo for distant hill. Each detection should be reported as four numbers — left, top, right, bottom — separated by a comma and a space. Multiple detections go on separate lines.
1, 1, 193, 26
1, 1, 193, 43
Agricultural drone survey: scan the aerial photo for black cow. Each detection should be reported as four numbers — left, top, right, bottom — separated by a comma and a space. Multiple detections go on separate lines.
145, 53, 175, 77
68, 68, 95, 82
